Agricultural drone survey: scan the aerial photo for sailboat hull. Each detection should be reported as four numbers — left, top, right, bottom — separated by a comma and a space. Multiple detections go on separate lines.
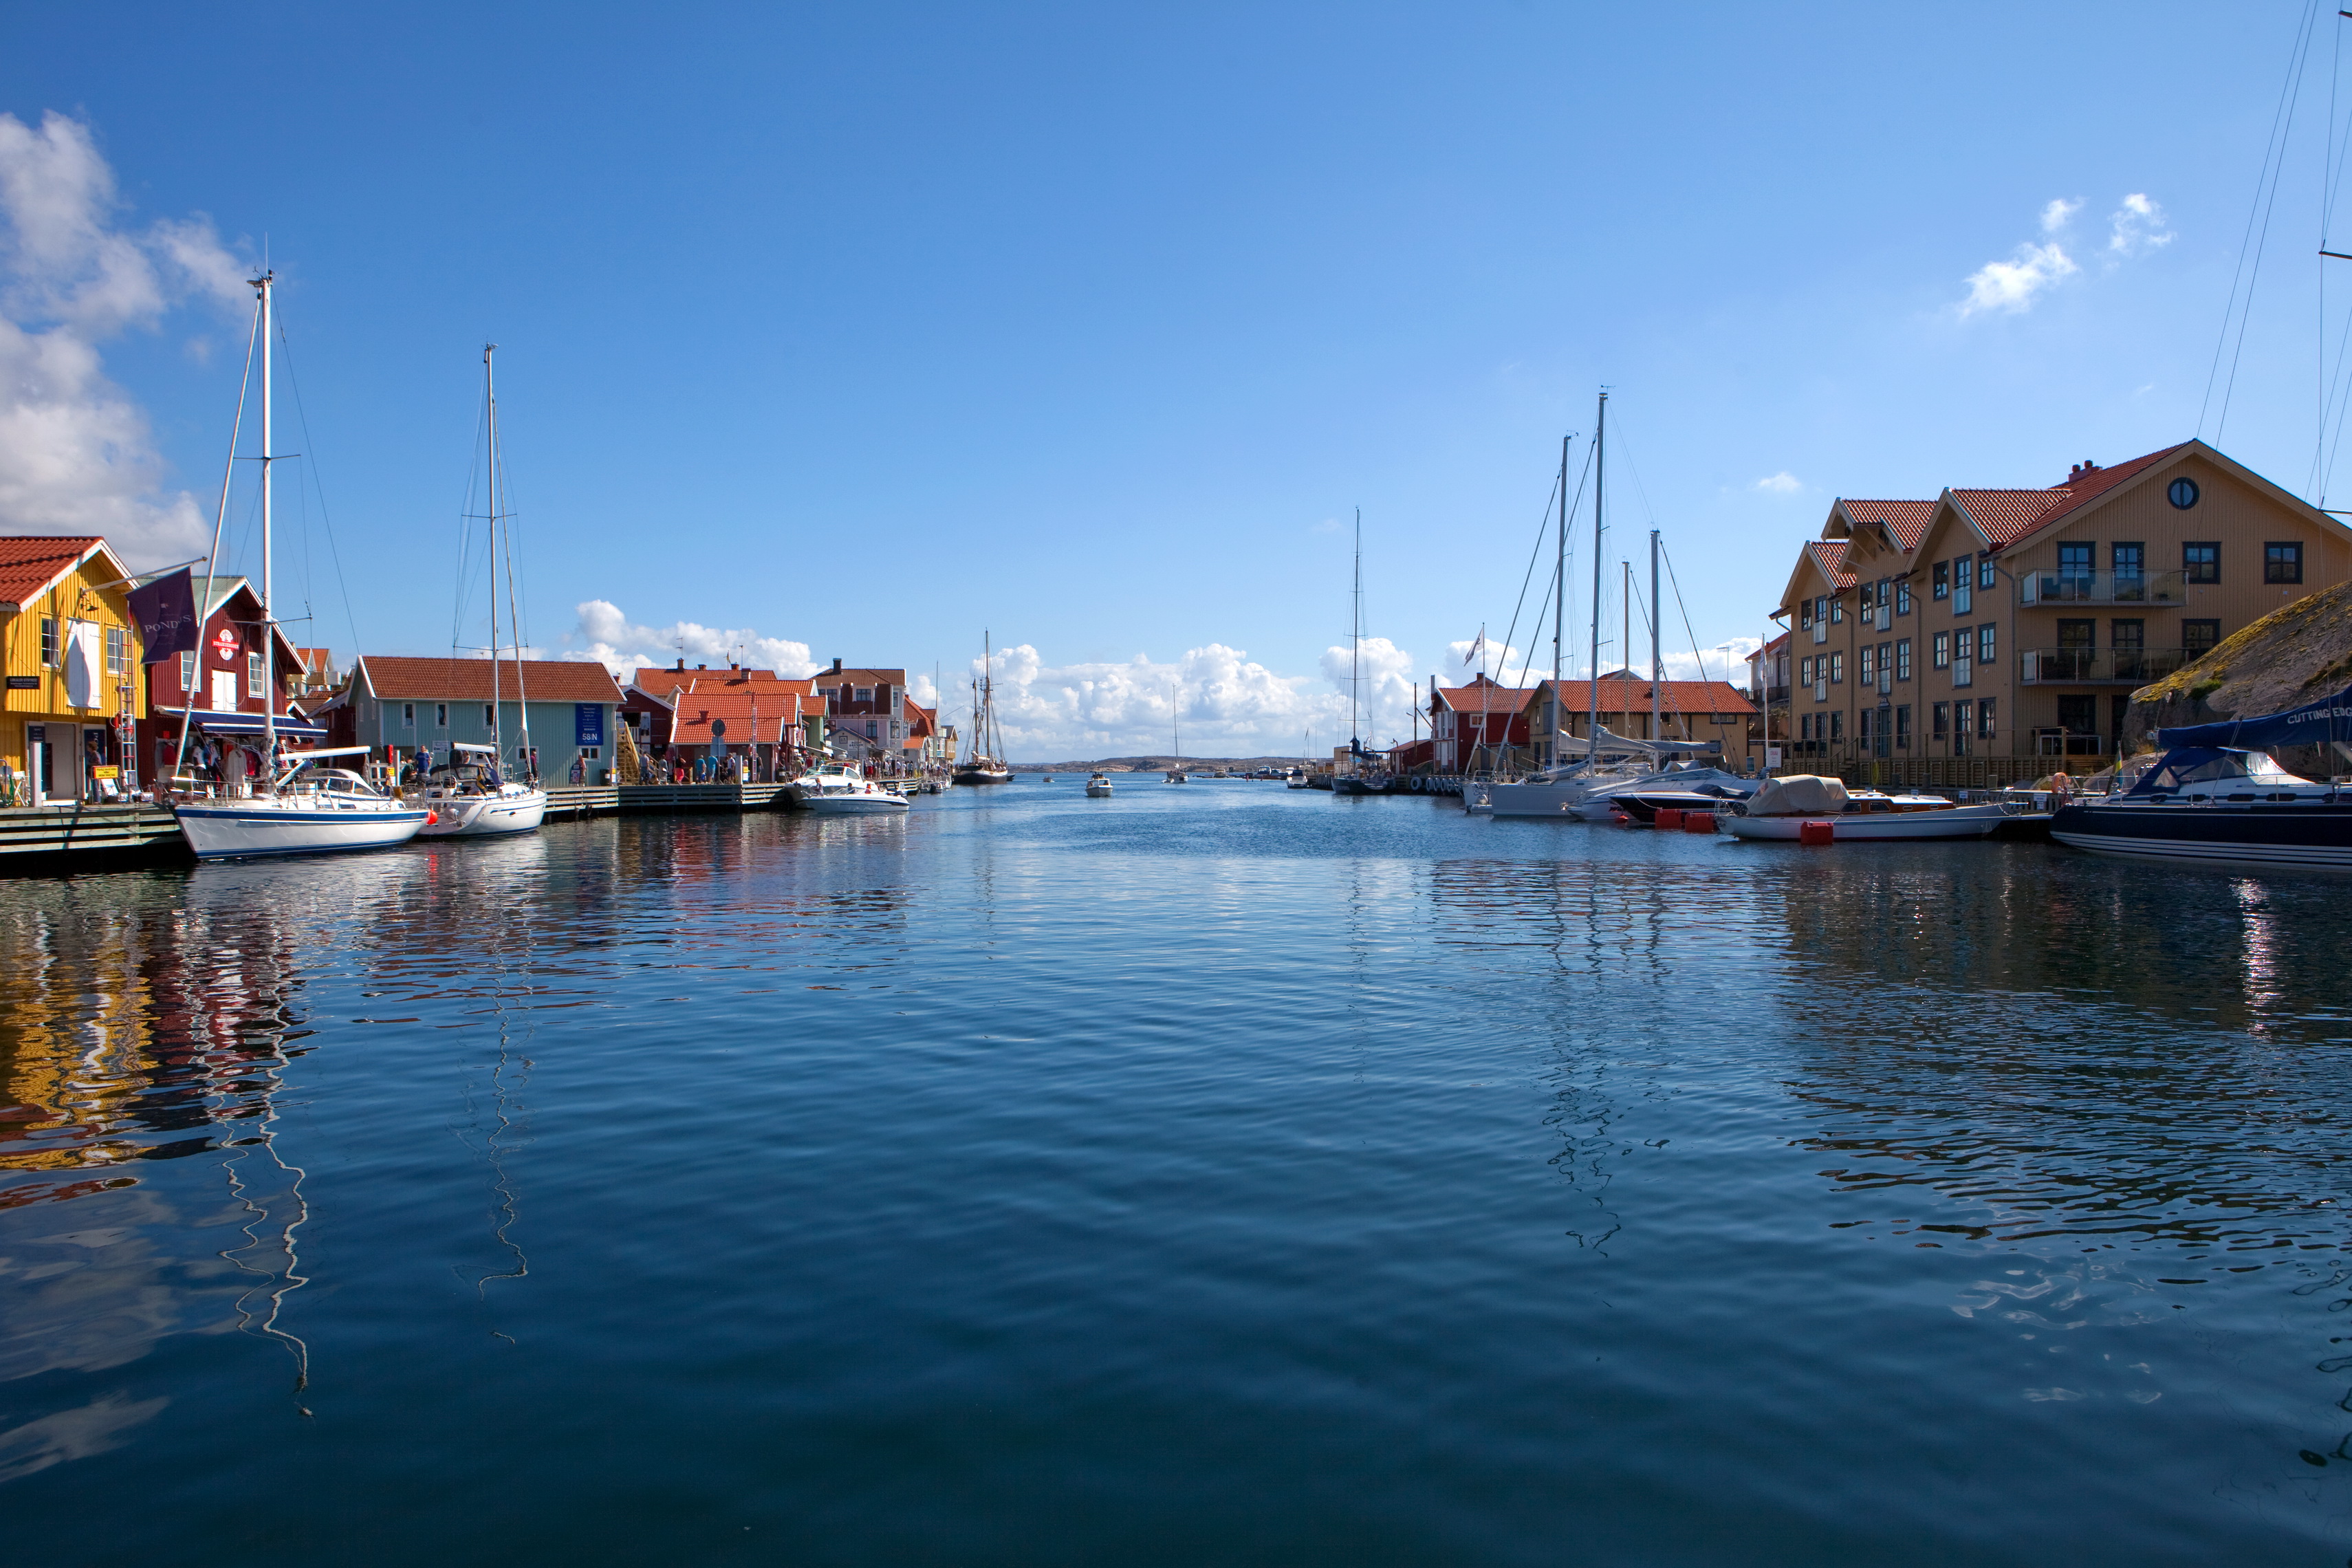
954, 769, 1012, 785
416, 788, 547, 837
176, 799, 429, 860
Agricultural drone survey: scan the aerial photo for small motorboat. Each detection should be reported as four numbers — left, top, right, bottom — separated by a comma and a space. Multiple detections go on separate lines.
1166, 770, 1187, 783
1086, 773, 1114, 798
794, 763, 911, 815
1722, 774, 2012, 842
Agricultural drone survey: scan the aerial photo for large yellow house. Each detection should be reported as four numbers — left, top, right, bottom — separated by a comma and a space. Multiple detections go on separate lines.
0, 537, 147, 805
1772, 441, 2352, 783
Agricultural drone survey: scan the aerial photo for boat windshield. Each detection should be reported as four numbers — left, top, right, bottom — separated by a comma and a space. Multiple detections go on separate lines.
2124, 748, 2310, 795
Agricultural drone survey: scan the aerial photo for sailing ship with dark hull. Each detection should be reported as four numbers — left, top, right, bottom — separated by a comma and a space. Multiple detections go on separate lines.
954, 633, 1012, 785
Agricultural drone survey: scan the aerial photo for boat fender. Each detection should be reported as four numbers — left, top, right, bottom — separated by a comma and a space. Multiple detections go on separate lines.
425, 811, 438, 825
1798, 819, 1834, 846
1655, 808, 1685, 829
1682, 812, 1716, 834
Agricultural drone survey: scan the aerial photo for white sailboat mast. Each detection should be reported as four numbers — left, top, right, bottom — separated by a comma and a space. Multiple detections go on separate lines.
486, 345, 502, 766
259, 270, 277, 770
1587, 391, 1605, 763
1552, 434, 1566, 770
1650, 529, 1662, 743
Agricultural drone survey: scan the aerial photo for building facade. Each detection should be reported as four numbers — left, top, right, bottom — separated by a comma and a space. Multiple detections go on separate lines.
338, 655, 624, 782
136, 574, 312, 789
0, 538, 147, 804
1776, 442, 2352, 780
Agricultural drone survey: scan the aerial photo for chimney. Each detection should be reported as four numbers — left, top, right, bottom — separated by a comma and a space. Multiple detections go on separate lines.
675, 657, 685, 671
831, 657, 843, 673
697, 663, 707, 671
2068, 464, 2081, 480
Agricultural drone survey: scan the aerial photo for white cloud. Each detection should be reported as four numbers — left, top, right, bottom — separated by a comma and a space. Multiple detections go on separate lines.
937, 637, 1426, 759
1751, 471, 1803, 495
563, 599, 818, 679
1658, 635, 1763, 684
2039, 197, 2083, 234
2106, 192, 2173, 259
0, 111, 249, 567
1959, 239, 2078, 317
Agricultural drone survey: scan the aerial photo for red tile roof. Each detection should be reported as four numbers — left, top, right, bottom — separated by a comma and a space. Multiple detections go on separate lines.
1951, 444, 2189, 548
0, 536, 106, 609
1838, 499, 1937, 549
1435, 677, 1536, 715
358, 655, 624, 703
665, 686, 810, 748
1543, 678, 1757, 717
1804, 538, 1856, 589
632, 666, 787, 701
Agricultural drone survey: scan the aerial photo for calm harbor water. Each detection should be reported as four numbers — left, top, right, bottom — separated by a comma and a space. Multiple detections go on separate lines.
4, 783, 2351, 1565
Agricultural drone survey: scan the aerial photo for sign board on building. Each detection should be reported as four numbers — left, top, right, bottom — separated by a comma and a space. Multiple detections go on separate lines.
5, 675, 36, 690
575, 704, 604, 746
212, 627, 239, 663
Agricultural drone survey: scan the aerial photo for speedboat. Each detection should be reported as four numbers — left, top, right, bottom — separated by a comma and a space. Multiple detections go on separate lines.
2049, 686, 2352, 870
176, 747, 431, 860
1721, 774, 2010, 842
1608, 785, 1751, 825
795, 764, 912, 815
1086, 773, 1114, 797
413, 744, 546, 838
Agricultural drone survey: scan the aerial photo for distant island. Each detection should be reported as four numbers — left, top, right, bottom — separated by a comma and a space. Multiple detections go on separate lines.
1010, 755, 1314, 772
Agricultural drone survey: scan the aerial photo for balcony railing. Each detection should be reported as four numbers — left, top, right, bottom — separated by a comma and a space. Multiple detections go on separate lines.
2017, 647, 2190, 685
2019, 568, 2188, 606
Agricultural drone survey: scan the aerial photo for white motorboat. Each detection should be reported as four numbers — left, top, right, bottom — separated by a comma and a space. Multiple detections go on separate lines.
414, 744, 547, 837
1721, 775, 2012, 842
1086, 773, 1114, 797
796, 764, 911, 814
177, 750, 429, 860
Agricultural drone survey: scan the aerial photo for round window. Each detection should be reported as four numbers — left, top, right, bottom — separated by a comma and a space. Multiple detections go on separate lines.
2168, 477, 2200, 510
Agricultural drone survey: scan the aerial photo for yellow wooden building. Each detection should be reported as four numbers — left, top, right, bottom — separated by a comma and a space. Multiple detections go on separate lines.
0, 537, 147, 806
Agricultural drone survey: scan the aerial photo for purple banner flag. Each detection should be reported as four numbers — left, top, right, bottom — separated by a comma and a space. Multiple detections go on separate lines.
129, 569, 199, 664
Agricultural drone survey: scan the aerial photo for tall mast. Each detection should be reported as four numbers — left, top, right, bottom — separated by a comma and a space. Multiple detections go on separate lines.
490, 342, 532, 778
1587, 391, 1605, 762
1552, 434, 1567, 769
259, 271, 276, 772
485, 345, 502, 770
1354, 510, 1373, 761
1649, 529, 1662, 743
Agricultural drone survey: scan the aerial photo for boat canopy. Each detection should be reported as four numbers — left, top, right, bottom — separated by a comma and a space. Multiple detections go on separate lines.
2156, 684, 2352, 752
158, 706, 329, 740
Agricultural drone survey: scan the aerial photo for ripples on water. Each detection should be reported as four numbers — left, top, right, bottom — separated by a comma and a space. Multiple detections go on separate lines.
3, 787, 2351, 1563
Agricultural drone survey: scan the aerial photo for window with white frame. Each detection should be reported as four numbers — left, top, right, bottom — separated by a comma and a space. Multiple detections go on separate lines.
105, 625, 127, 677
402, 702, 415, 726
247, 652, 264, 699
179, 650, 195, 692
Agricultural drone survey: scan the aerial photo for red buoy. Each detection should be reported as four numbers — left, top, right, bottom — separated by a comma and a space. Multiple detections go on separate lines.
1798, 819, 1835, 846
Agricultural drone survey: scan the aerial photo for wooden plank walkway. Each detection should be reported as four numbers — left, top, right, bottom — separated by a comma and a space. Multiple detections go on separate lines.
616, 782, 796, 814
543, 783, 620, 817
0, 803, 184, 869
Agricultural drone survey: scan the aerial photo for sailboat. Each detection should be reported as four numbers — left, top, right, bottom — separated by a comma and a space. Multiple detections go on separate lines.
417, 344, 547, 838
1331, 510, 1386, 796
953, 633, 1012, 785
174, 272, 429, 860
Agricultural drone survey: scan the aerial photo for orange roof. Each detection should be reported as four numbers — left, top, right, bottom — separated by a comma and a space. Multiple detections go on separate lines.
818, 666, 907, 688
1950, 444, 2189, 549
1838, 499, 1937, 549
1804, 539, 1856, 589
632, 665, 787, 701
1436, 679, 1536, 715
0, 536, 108, 609
357, 655, 624, 704
665, 686, 809, 748
1544, 677, 1757, 717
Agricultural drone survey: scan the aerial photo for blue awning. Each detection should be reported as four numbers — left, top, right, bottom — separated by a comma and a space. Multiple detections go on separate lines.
157, 706, 329, 741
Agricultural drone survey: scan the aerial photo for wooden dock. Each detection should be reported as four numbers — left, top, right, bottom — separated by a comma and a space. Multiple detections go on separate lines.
0, 803, 185, 871
616, 781, 797, 814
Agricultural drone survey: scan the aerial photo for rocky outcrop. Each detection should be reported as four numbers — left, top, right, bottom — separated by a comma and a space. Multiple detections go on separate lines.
2124, 578, 2352, 772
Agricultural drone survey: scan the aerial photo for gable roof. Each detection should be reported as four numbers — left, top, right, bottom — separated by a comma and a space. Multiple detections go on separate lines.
1435, 676, 1537, 715
0, 536, 125, 610
1831, 499, 1937, 551
818, 666, 906, 687
1540, 677, 1757, 717
664, 685, 812, 748
357, 655, 624, 704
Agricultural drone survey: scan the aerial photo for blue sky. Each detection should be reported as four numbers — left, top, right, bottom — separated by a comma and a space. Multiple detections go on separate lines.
0, 3, 2339, 756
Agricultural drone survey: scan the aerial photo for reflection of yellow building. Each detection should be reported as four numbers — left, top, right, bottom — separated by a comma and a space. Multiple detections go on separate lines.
0, 537, 147, 806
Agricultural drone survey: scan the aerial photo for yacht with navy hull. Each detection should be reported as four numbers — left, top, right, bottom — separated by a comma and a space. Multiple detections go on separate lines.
2049, 684, 2352, 870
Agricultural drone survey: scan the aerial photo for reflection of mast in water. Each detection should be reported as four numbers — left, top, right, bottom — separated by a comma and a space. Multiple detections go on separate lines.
219, 1079, 312, 1410
453, 849, 540, 1342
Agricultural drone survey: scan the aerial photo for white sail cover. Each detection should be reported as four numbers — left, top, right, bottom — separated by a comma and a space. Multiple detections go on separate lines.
1745, 774, 1847, 816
